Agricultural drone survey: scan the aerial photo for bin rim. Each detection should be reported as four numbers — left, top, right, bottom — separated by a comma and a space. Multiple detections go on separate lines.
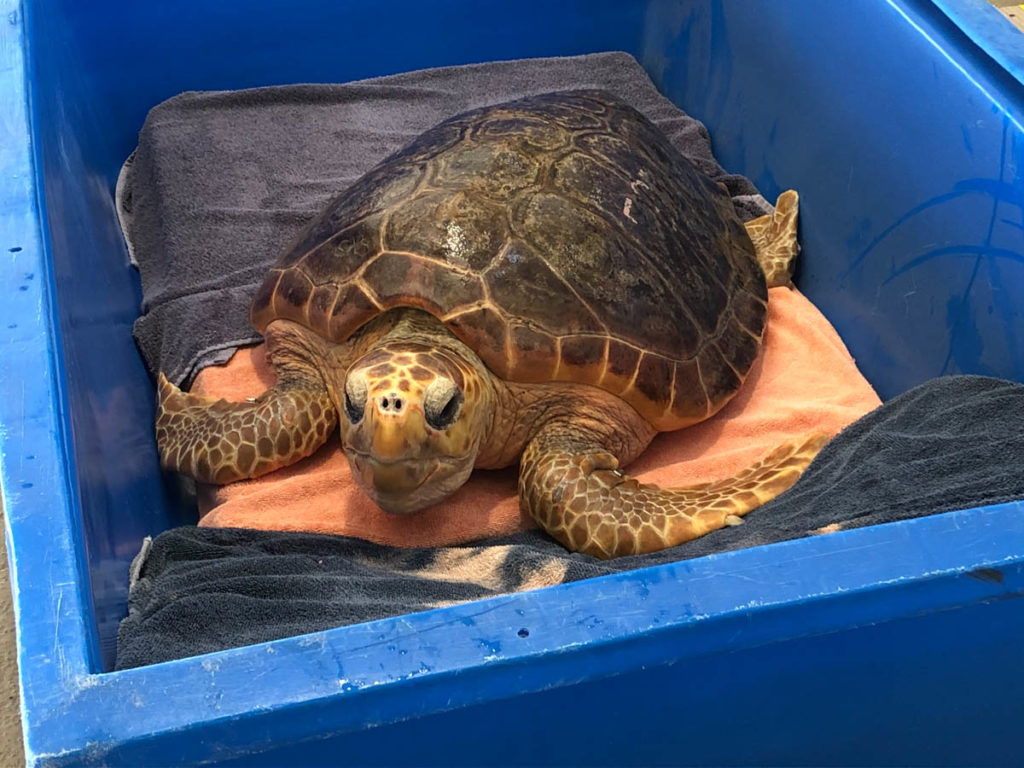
927, 0, 1024, 88
15, 500, 1024, 765
0, 0, 93, 762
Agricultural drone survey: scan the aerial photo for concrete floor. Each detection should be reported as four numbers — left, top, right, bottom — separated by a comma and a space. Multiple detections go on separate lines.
0, 502, 24, 765
991, 0, 1024, 31
0, 4, 1019, 766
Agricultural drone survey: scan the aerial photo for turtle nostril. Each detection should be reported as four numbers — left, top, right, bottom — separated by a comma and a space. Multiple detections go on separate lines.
378, 394, 404, 413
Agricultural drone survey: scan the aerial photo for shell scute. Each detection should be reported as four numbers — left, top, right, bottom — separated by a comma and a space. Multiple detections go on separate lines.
362, 251, 486, 318
507, 324, 559, 382
431, 142, 540, 202
300, 218, 382, 285
473, 113, 570, 152
482, 234, 604, 337
634, 354, 676, 406
383, 191, 509, 272
326, 284, 379, 341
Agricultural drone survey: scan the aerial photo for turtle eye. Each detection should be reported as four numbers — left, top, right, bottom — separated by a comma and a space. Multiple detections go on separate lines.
424, 391, 463, 431
344, 376, 367, 424
344, 391, 364, 424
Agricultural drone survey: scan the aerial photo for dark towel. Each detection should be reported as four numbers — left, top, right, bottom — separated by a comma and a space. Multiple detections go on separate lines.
116, 375, 1024, 669
118, 51, 772, 387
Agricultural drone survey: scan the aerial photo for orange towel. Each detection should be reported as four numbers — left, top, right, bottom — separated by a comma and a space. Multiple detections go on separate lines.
194, 287, 881, 545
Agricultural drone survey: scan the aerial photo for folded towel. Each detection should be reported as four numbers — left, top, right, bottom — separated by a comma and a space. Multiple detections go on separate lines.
117, 375, 1024, 669
120, 51, 774, 388
193, 286, 881, 545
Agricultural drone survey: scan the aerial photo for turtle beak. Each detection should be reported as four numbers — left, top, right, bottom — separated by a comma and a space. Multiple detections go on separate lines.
343, 395, 472, 513
348, 452, 470, 514
366, 392, 420, 461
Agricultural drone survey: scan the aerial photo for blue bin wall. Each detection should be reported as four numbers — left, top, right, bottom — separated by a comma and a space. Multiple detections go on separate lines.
640, 0, 1024, 399
185, 587, 1024, 768
1, 0, 1023, 764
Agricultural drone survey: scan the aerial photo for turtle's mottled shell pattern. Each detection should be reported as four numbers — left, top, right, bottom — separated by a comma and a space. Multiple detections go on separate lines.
251, 91, 767, 430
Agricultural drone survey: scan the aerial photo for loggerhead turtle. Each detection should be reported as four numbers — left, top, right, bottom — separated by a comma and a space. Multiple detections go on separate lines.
155, 90, 826, 559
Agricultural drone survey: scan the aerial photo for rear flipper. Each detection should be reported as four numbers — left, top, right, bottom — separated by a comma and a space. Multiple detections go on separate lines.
519, 430, 829, 559
156, 372, 337, 485
745, 189, 800, 288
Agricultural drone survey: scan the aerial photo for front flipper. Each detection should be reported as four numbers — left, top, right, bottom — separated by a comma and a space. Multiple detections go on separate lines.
156, 372, 337, 484
519, 430, 829, 559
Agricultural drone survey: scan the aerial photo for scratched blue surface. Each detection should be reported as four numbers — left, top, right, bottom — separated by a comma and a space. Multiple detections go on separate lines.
2, 0, 1024, 764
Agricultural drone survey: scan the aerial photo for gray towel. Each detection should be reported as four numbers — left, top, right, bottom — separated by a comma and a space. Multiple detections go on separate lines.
116, 375, 1024, 669
118, 51, 772, 386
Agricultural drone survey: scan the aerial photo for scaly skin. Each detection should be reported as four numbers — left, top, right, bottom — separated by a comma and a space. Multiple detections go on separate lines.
156, 372, 337, 483
518, 426, 828, 559
156, 321, 341, 484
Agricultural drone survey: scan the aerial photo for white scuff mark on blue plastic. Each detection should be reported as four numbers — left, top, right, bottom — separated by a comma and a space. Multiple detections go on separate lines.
903, 289, 918, 317
71, 674, 101, 691
296, 633, 327, 650
53, 588, 69, 681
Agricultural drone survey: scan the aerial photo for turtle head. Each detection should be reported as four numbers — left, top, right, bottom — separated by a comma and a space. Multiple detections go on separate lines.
339, 342, 491, 514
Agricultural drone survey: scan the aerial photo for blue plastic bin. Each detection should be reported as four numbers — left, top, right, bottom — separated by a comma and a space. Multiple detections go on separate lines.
2, 0, 1023, 765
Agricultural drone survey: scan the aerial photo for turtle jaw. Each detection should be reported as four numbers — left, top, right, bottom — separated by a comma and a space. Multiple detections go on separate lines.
345, 449, 476, 514
340, 402, 481, 513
